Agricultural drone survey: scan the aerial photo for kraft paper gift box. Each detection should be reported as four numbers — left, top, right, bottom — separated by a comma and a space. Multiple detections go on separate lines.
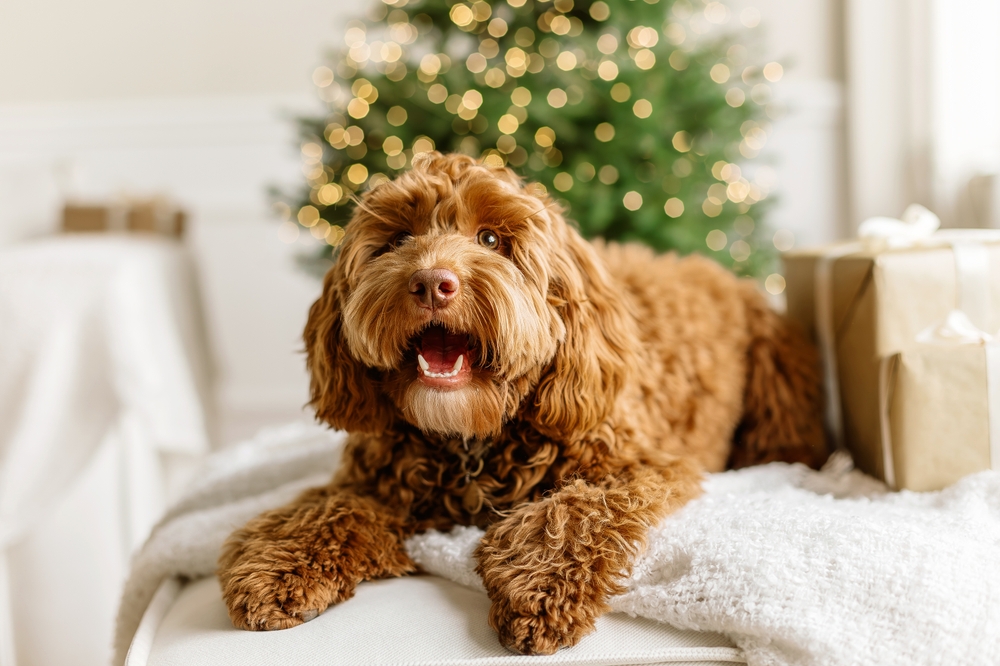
62, 200, 185, 237
782, 206, 1000, 490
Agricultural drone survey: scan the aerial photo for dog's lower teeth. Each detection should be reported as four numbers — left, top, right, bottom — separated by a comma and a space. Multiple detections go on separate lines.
418, 354, 465, 379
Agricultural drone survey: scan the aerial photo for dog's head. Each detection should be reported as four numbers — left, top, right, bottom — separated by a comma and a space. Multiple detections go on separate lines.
304, 153, 636, 441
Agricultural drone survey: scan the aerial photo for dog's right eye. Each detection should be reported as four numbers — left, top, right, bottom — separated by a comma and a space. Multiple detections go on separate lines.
390, 231, 413, 248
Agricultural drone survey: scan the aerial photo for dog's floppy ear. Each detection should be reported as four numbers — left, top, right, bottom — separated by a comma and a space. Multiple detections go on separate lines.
304, 265, 395, 434
528, 227, 638, 442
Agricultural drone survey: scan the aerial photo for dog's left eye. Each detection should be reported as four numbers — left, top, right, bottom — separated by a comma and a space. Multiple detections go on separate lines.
477, 229, 500, 250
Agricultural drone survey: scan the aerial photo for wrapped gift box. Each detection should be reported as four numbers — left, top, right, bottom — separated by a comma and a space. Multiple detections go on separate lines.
783, 219, 1000, 489
62, 200, 185, 237
884, 339, 1000, 491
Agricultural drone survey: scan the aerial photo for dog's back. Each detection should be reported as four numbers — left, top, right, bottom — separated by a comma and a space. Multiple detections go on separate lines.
595, 241, 827, 472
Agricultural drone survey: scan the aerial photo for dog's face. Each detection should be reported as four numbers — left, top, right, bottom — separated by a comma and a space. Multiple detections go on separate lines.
305, 153, 635, 441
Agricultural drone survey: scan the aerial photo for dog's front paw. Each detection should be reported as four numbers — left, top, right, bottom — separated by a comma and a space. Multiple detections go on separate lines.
487, 594, 598, 655
221, 566, 351, 631
475, 500, 611, 655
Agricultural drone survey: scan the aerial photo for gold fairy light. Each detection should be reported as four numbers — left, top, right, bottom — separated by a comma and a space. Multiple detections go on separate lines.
509, 84, 532, 105
610, 82, 631, 102
710, 63, 730, 83
734, 215, 754, 236
556, 51, 577, 70
382, 136, 404, 156
773, 229, 795, 251
553, 172, 574, 191
345, 126, 365, 146
727, 181, 750, 202
427, 84, 448, 104
534, 126, 556, 147
327, 126, 348, 149
467, 53, 488, 73
623, 191, 643, 210
483, 152, 504, 167
633, 99, 652, 118
344, 23, 366, 47
498, 114, 520, 134
462, 89, 483, 109
729, 240, 751, 262
419, 53, 442, 76
484, 68, 506, 87
298, 205, 321, 227
726, 88, 746, 107
312, 66, 334, 87
664, 197, 684, 217
277, 220, 299, 243
598, 60, 619, 80
445, 94, 462, 113
347, 164, 369, 184
450, 3, 474, 26
547, 88, 568, 108
665, 23, 685, 45
702, 198, 723, 217
763, 62, 783, 82
496, 135, 517, 153
471, 1, 491, 21
598, 165, 619, 184
576, 162, 596, 181
553, 0, 573, 11
589, 1, 610, 20
301, 142, 323, 160
597, 33, 618, 54
457, 104, 478, 120
634, 49, 656, 70
514, 27, 535, 46
311, 220, 332, 239
704, 2, 729, 24
764, 274, 786, 295
380, 42, 403, 62
347, 98, 370, 118
669, 51, 688, 70
488, 18, 508, 37
326, 225, 346, 247
706, 229, 727, 251
672, 131, 692, 152
412, 136, 435, 153
387, 106, 408, 125
595, 122, 615, 142
550, 15, 571, 35
317, 183, 344, 205
478, 39, 499, 58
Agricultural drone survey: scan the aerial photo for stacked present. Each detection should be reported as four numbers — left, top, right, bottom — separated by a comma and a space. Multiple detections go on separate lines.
62, 197, 185, 237
784, 205, 1000, 491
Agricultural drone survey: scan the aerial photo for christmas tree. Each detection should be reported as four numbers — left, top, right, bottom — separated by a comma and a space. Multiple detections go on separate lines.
280, 0, 785, 282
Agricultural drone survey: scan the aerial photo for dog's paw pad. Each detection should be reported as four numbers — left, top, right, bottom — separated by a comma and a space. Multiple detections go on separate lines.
298, 609, 320, 622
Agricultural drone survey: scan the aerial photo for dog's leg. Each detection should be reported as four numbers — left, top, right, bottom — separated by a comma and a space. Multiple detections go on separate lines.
218, 485, 415, 631
474, 457, 702, 655
731, 282, 829, 469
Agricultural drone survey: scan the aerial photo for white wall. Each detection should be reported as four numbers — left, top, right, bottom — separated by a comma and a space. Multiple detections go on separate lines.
0, 0, 847, 443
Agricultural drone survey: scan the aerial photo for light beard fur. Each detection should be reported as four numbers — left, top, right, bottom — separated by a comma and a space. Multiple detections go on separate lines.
401, 380, 509, 438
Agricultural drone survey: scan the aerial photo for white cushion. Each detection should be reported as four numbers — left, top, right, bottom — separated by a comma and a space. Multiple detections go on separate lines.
131, 575, 744, 666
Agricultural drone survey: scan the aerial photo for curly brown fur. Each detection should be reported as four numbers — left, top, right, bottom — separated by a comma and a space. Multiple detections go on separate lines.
219, 153, 827, 653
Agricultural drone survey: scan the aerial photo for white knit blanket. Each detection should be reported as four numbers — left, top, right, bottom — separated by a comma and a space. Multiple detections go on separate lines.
115, 423, 1000, 666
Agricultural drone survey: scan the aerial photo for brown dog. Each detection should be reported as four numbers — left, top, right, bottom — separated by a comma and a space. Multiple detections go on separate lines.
218, 152, 826, 654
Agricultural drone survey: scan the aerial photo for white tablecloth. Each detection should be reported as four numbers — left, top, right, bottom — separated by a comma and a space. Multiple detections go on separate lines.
0, 234, 213, 666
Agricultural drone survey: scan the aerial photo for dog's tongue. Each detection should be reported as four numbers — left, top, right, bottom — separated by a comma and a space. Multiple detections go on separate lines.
419, 326, 469, 373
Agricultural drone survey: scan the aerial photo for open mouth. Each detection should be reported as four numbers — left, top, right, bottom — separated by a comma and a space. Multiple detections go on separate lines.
413, 324, 475, 389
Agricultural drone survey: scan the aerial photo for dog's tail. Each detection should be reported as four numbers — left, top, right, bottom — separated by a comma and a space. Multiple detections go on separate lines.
730, 282, 829, 469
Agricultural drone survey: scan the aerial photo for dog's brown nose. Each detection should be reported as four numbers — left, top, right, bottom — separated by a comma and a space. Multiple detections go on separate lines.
409, 268, 459, 308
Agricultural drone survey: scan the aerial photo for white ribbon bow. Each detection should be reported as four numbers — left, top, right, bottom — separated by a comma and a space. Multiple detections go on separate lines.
858, 203, 941, 247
